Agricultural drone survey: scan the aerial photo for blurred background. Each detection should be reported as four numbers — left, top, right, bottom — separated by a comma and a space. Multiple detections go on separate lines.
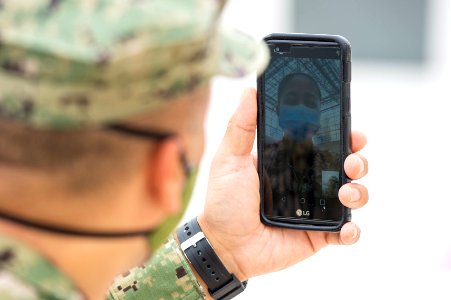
184, 0, 451, 299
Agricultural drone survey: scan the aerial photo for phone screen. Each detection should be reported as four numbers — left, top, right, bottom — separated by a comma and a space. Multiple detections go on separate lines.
261, 42, 344, 224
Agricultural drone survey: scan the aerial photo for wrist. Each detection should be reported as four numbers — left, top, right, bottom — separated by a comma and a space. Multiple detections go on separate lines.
197, 214, 247, 282
173, 233, 213, 300
176, 217, 247, 300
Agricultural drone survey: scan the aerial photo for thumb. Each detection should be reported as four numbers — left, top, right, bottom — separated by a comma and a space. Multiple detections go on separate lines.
218, 88, 257, 156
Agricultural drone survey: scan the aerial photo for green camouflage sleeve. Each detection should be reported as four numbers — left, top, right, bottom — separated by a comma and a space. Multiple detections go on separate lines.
107, 235, 205, 300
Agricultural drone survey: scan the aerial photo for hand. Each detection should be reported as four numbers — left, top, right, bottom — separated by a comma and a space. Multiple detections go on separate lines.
198, 88, 369, 281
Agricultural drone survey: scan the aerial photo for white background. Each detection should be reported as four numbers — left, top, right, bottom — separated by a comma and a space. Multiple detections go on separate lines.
183, 0, 451, 299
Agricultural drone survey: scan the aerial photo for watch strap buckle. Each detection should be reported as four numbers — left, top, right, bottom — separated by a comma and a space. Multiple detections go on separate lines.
180, 231, 206, 251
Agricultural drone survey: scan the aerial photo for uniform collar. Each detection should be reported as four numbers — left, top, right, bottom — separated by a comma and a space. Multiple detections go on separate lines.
0, 233, 84, 300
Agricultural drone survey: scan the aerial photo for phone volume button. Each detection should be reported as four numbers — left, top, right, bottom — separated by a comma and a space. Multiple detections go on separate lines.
347, 96, 351, 114
344, 61, 351, 82
344, 82, 351, 113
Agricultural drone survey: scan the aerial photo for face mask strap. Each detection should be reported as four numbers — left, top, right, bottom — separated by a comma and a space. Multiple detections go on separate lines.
0, 124, 192, 239
0, 208, 153, 238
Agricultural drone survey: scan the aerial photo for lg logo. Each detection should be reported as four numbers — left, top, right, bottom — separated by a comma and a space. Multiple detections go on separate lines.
296, 209, 310, 217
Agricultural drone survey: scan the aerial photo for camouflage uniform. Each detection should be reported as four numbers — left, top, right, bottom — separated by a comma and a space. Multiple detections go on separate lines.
0, 233, 203, 300
0, 0, 269, 299
0, 0, 268, 129
107, 235, 205, 300
0, 234, 84, 300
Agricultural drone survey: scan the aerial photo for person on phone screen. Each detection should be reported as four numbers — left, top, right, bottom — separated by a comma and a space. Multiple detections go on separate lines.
264, 72, 342, 220
0, 1, 369, 300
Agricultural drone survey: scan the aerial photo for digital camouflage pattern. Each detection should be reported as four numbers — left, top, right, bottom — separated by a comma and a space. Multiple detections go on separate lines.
0, 234, 84, 300
0, 233, 203, 300
0, 0, 269, 129
0, 1, 269, 299
108, 235, 204, 300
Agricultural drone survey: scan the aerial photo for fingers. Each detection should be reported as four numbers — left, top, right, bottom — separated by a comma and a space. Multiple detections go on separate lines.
218, 88, 257, 156
344, 153, 368, 180
325, 222, 361, 245
351, 130, 367, 153
325, 132, 366, 246
338, 183, 369, 209
323, 134, 366, 246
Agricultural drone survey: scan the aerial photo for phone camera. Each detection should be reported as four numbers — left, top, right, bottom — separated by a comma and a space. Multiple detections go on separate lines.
273, 44, 291, 54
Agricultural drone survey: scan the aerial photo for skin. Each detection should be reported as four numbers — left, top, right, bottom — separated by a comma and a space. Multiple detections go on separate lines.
0, 87, 210, 300
279, 74, 321, 110
198, 88, 368, 283
0, 86, 368, 300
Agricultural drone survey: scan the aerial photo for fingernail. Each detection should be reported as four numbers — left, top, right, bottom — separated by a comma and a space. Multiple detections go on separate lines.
357, 157, 365, 177
352, 226, 359, 239
348, 186, 361, 203
351, 155, 365, 177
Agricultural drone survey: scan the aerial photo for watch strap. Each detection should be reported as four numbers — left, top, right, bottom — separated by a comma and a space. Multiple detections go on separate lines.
176, 218, 247, 300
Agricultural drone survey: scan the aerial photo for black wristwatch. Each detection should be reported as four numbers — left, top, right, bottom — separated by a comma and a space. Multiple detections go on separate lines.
176, 218, 247, 300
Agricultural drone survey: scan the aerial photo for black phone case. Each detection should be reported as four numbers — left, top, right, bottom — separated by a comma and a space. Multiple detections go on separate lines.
257, 33, 352, 232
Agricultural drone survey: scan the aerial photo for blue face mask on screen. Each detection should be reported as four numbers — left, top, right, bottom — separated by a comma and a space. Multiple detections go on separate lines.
279, 104, 320, 141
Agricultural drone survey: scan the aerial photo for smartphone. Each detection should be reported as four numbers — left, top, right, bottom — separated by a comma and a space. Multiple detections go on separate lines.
257, 33, 351, 232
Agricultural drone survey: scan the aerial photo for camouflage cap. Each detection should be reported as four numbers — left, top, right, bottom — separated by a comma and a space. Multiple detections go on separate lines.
0, 0, 269, 129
